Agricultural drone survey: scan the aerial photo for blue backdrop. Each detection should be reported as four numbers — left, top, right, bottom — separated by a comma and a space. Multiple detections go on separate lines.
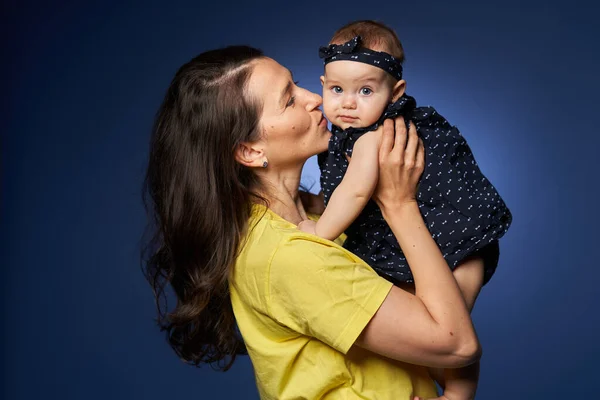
3, 0, 598, 398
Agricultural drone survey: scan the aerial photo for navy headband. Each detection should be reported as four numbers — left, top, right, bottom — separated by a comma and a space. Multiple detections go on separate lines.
318, 36, 403, 80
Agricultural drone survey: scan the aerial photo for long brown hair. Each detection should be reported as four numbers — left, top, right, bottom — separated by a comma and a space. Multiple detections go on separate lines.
142, 46, 266, 371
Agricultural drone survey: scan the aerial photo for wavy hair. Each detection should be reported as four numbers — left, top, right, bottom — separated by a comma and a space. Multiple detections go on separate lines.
142, 45, 266, 371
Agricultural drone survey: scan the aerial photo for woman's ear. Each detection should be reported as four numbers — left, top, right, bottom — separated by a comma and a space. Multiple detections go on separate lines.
234, 142, 265, 168
392, 79, 406, 102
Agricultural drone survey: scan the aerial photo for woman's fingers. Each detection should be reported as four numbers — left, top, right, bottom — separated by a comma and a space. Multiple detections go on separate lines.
393, 116, 408, 156
379, 119, 395, 162
375, 117, 423, 211
416, 138, 425, 171
404, 119, 419, 167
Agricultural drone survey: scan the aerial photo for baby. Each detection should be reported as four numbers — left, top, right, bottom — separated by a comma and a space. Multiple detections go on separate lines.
299, 20, 512, 399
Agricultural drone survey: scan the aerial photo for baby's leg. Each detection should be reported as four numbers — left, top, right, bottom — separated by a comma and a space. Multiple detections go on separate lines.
394, 254, 484, 310
430, 255, 484, 395
452, 254, 485, 312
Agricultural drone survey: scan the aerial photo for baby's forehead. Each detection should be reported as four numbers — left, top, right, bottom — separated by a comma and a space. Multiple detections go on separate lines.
324, 61, 389, 84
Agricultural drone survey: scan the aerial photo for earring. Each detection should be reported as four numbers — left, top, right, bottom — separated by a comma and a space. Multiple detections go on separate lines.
262, 160, 268, 168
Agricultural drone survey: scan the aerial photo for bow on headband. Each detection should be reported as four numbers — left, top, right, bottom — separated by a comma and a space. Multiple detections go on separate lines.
318, 35, 403, 81
318, 36, 361, 59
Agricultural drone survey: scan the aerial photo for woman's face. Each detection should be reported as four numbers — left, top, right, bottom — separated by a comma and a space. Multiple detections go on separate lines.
247, 58, 331, 169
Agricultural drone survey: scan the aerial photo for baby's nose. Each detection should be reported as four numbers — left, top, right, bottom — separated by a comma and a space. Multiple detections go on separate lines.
342, 95, 356, 108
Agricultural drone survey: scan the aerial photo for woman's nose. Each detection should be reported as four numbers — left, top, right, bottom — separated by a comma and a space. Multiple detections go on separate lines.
304, 90, 323, 111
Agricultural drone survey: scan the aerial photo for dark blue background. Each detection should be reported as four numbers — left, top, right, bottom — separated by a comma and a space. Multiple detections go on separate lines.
3, 0, 598, 398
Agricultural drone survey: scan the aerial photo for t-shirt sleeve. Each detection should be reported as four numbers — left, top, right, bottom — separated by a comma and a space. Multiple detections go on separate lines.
267, 236, 393, 354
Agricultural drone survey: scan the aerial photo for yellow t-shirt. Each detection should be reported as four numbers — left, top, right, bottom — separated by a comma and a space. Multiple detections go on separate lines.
230, 204, 438, 400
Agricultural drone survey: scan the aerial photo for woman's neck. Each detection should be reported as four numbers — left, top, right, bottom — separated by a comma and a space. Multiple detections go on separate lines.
258, 169, 307, 225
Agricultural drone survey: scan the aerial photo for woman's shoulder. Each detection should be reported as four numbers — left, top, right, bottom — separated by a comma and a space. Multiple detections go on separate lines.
245, 204, 348, 259
234, 204, 356, 302
306, 212, 347, 246
249, 205, 339, 246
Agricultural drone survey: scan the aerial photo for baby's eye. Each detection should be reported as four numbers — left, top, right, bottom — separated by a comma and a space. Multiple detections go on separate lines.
332, 86, 343, 94
360, 88, 373, 96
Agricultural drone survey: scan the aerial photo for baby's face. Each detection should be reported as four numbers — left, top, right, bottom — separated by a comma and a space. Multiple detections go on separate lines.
321, 61, 393, 130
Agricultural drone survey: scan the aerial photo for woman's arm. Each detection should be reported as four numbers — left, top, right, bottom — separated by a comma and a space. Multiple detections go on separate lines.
354, 118, 481, 369
308, 131, 379, 240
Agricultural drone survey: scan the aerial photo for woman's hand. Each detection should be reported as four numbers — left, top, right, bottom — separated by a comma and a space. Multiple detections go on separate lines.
372, 117, 424, 217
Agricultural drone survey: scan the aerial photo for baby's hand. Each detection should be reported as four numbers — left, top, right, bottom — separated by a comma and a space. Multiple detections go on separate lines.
298, 219, 317, 235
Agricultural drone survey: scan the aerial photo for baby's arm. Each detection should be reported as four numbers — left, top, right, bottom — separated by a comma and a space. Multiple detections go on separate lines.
309, 131, 380, 240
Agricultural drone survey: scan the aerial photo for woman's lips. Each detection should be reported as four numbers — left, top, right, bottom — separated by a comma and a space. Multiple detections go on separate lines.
319, 115, 327, 127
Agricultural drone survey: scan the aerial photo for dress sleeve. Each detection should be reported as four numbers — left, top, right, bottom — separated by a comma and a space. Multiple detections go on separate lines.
267, 235, 393, 354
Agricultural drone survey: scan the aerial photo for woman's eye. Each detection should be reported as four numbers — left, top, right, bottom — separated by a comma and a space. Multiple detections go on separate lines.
332, 86, 343, 94
360, 88, 373, 95
286, 96, 296, 107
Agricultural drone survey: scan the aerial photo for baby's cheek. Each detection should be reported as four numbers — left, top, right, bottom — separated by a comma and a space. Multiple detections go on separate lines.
322, 97, 335, 118
361, 105, 382, 126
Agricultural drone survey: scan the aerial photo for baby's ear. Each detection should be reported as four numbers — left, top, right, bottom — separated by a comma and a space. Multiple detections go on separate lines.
392, 79, 406, 102
320, 75, 325, 86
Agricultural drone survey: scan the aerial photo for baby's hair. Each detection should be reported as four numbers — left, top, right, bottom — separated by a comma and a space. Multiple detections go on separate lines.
329, 20, 405, 63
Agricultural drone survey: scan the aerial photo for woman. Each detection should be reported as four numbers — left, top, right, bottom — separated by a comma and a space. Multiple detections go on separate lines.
143, 45, 481, 399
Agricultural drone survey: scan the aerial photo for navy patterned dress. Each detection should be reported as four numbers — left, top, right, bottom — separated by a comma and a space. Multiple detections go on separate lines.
318, 94, 512, 285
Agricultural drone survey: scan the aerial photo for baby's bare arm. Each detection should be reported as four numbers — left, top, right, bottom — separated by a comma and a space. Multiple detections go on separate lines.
314, 131, 380, 240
